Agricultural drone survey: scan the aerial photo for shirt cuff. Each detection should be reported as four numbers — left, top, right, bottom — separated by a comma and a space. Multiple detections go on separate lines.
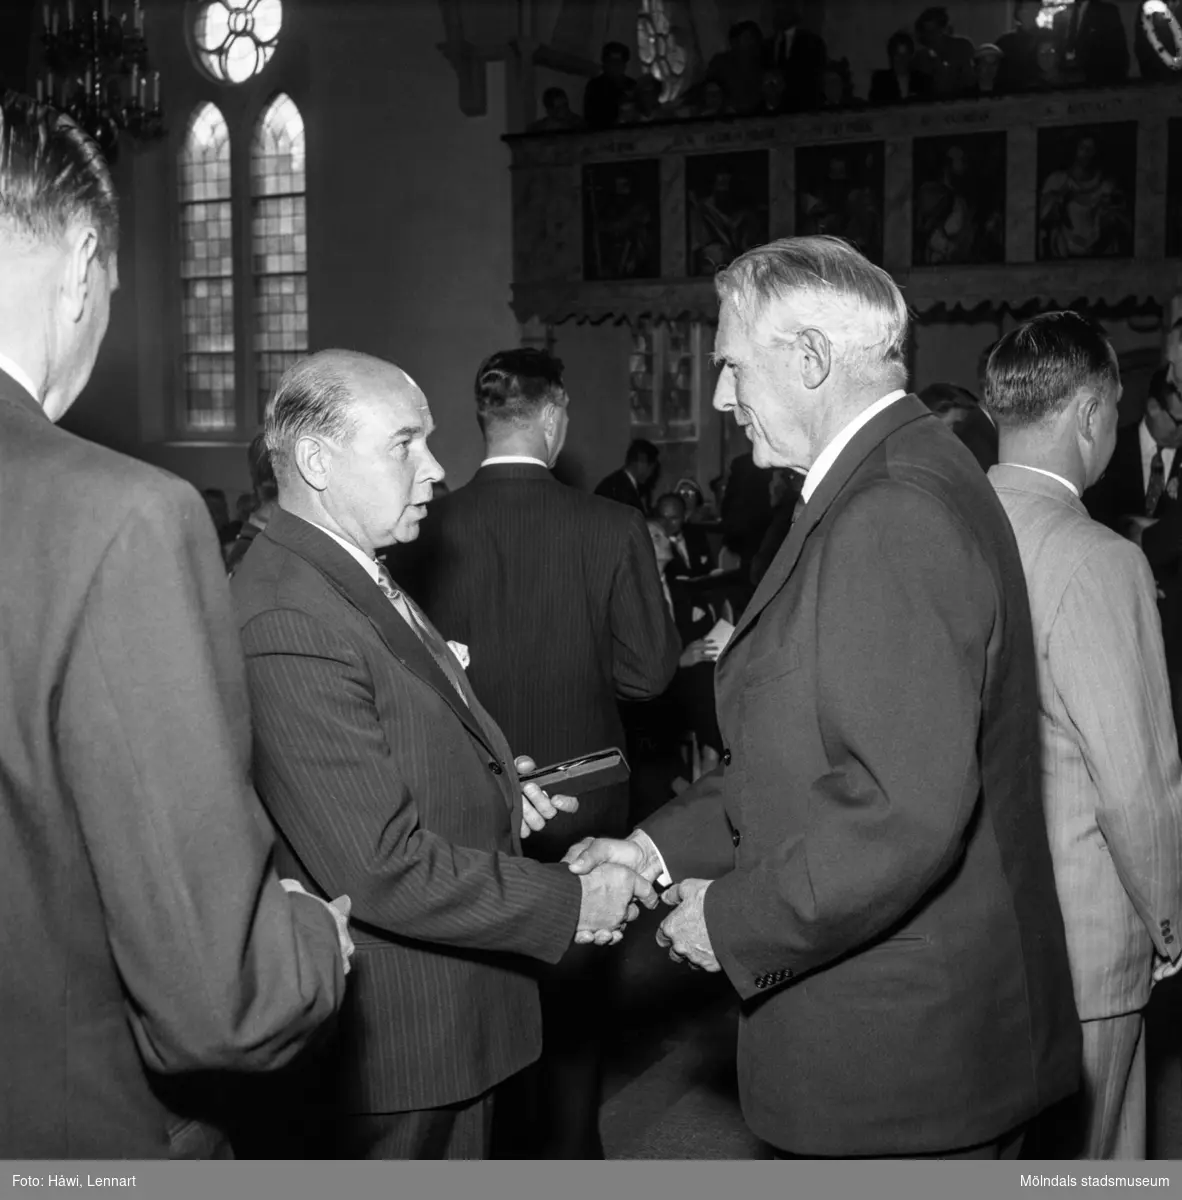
629, 829, 672, 888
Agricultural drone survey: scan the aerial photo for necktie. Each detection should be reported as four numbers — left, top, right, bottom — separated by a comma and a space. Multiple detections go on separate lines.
1147, 448, 1167, 517
375, 564, 469, 706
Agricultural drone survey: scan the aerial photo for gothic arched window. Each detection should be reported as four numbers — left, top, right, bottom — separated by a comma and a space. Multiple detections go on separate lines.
251, 94, 308, 409
637, 0, 689, 103
179, 102, 235, 431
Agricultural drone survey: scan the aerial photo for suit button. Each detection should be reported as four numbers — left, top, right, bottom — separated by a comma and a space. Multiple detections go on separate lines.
731, 828, 741, 847
489, 760, 503, 775
755, 975, 769, 990
722, 749, 732, 766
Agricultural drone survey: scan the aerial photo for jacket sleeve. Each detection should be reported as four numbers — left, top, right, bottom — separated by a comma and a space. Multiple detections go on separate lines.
639, 765, 737, 881
610, 512, 681, 699
702, 483, 993, 999
238, 608, 582, 963
1049, 540, 1182, 962
56, 481, 345, 1075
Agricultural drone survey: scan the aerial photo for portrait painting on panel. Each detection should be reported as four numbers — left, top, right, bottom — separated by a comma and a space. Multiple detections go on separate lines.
583, 159, 661, 281
912, 132, 1006, 267
1037, 122, 1136, 261
685, 151, 770, 277
795, 142, 885, 266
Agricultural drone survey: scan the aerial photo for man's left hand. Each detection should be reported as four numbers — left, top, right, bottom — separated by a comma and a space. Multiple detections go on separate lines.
515, 755, 579, 838
656, 879, 720, 972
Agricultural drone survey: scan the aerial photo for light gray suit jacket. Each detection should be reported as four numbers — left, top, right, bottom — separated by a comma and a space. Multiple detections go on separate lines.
990, 464, 1182, 1019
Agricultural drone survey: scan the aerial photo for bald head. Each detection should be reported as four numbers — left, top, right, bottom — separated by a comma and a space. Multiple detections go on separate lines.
264, 349, 443, 556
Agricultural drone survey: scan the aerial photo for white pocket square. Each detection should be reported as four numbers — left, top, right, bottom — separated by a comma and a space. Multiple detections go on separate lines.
447, 640, 470, 671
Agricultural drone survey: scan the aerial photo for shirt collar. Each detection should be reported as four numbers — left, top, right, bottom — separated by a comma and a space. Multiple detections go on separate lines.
307, 521, 381, 584
801, 390, 907, 502
480, 455, 550, 468
996, 462, 1081, 499
0, 351, 41, 405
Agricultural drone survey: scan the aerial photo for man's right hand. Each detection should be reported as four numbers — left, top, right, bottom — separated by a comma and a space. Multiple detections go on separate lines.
564, 834, 664, 882
575, 864, 657, 946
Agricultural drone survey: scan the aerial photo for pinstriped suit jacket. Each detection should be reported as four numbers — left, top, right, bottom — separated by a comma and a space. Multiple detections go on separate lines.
231, 510, 583, 1113
398, 462, 680, 856
991, 464, 1182, 1019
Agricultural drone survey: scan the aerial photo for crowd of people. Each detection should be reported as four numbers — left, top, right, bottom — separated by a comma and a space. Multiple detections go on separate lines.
7, 82, 1182, 1167
528, 0, 1180, 133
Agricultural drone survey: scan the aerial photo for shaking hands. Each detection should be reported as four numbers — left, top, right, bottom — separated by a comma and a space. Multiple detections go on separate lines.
564, 836, 718, 968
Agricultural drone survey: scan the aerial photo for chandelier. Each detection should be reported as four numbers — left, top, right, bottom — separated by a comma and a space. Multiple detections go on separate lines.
37, 1, 164, 162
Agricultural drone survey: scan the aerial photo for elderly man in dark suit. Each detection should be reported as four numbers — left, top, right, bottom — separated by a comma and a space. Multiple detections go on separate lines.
399, 347, 679, 1158
231, 350, 656, 1159
568, 235, 1081, 1158
594, 438, 660, 513
0, 92, 351, 1159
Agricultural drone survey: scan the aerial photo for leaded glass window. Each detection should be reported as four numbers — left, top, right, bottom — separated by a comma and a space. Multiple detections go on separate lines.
637, 0, 689, 104
629, 318, 702, 443
251, 94, 308, 409
179, 102, 235, 432
194, 0, 283, 84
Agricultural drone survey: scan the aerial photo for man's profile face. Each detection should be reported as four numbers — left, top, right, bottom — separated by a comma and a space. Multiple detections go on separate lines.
656, 497, 686, 537
712, 300, 809, 471
328, 373, 444, 547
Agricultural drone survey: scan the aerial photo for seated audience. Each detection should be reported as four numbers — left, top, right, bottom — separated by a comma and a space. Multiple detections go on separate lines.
1034, 37, 1066, 88
707, 21, 767, 115
1053, 0, 1129, 86
584, 42, 636, 130
764, 0, 828, 111
1136, 0, 1182, 82
969, 43, 1004, 96
646, 521, 725, 777
919, 382, 999, 473
654, 492, 715, 580
528, 87, 583, 132
675, 476, 717, 524
225, 430, 280, 577
913, 6, 976, 98
869, 31, 932, 104
694, 78, 732, 117
996, 0, 1047, 93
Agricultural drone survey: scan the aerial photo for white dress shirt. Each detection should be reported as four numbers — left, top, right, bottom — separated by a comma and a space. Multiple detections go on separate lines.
0, 350, 40, 404
1139, 421, 1176, 496
997, 462, 1080, 499
801, 390, 908, 502
480, 455, 549, 468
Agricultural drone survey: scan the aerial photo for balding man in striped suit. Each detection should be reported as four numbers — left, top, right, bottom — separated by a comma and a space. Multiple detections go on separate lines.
231, 350, 656, 1159
985, 313, 1182, 1159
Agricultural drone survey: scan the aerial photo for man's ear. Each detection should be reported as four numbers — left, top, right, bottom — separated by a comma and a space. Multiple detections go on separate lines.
1077, 391, 1101, 446
293, 435, 330, 492
62, 225, 101, 324
796, 327, 832, 391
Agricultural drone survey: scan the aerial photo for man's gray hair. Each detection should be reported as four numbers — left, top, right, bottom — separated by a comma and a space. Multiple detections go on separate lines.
715, 235, 910, 387
264, 352, 367, 477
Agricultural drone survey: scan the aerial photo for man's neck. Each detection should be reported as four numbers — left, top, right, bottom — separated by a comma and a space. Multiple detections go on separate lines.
485, 434, 549, 464
278, 495, 374, 559
996, 434, 1085, 494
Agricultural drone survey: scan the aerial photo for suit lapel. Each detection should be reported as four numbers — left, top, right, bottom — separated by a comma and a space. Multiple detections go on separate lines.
721, 396, 933, 665
262, 510, 508, 766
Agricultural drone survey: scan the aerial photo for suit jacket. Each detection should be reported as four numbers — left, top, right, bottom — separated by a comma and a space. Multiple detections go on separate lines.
641, 398, 1080, 1155
763, 27, 828, 111
398, 463, 679, 858
1084, 422, 1182, 672
666, 522, 715, 581
594, 466, 646, 513
990, 465, 1182, 1019
231, 509, 583, 1113
1054, 0, 1130, 85
0, 370, 345, 1158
